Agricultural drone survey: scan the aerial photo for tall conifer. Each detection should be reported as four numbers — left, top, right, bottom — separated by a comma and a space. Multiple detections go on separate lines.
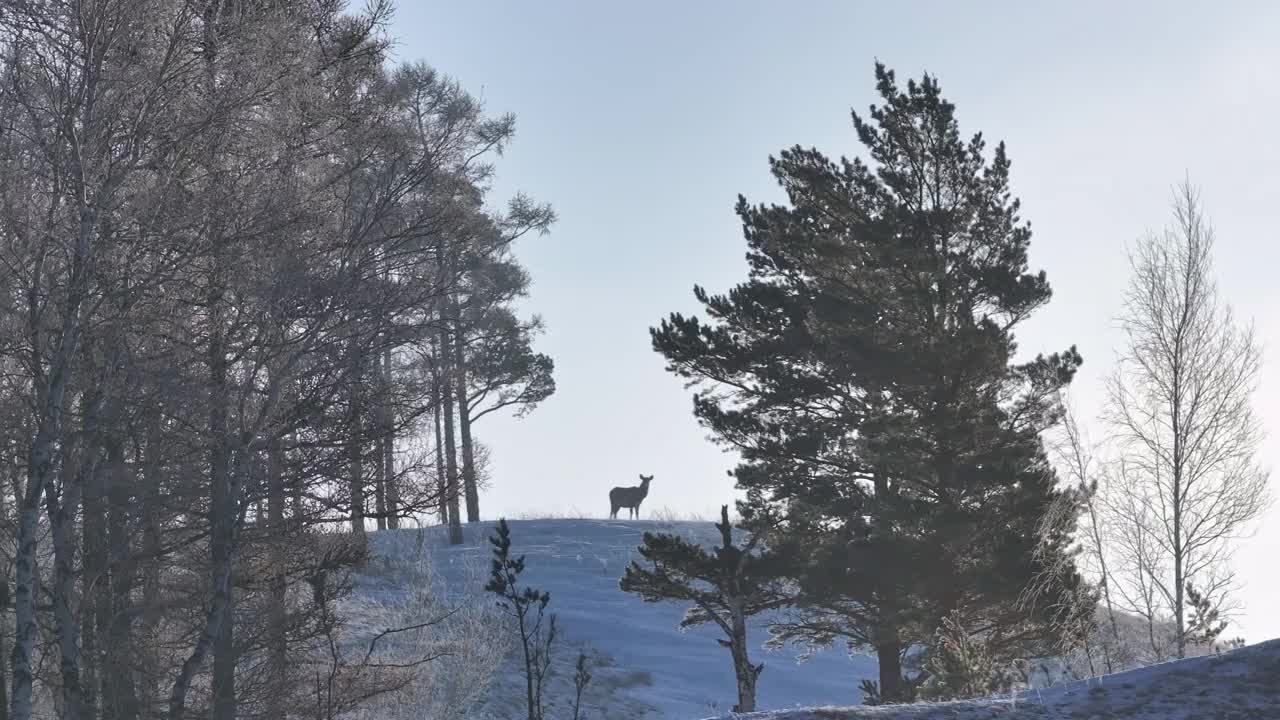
651, 63, 1093, 701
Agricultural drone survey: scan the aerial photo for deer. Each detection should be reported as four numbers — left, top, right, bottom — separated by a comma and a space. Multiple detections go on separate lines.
609, 474, 653, 519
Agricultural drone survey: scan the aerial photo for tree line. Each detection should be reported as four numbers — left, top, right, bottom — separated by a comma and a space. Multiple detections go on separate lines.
0, 2, 554, 720
622, 64, 1270, 712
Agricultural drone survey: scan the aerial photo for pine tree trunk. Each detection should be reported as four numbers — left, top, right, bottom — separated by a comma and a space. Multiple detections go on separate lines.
372, 338, 386, 530
383, 431, 398, 529
373, 348, 387, 530
432, 373, 448, 525
452, 297, 480, 522
876, 638, 904, 703
348, 340, 366, 538
728, 602, 759, 713
383, 349, 399, 529
437, 330, 464, 546
456, 394, 479, 524
374, 451, 387, 531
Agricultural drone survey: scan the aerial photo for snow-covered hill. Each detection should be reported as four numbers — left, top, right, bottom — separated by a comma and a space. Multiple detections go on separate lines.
345, 519, 1279, 720
348, 519, 873, 719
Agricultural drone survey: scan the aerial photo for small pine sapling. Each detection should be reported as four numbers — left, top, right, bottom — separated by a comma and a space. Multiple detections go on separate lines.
917, 611, 1019, 701
485, 519, 557, 720
1184, 582, 1228, 650
619, 505, 783, 713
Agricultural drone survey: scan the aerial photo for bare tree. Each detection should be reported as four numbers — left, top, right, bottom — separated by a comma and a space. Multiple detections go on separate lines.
1048, 398, 1124, 673
0, 3, 199, 718
0, 2, 552, 718
1104, 180, 1271, 659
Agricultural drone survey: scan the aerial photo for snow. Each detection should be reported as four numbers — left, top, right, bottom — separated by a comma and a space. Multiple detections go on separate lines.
707, 634, 1280, 720
349, 519, 1280, 720
352, 519, 872, 719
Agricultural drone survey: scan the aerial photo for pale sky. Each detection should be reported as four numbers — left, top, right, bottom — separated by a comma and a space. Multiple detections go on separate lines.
391, 1, 1280, 643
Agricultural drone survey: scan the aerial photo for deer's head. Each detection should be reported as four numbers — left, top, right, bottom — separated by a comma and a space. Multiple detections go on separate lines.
639, 474, 653, 486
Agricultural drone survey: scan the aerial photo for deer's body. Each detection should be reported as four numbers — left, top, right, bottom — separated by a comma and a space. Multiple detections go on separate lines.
609, 474, 653, 519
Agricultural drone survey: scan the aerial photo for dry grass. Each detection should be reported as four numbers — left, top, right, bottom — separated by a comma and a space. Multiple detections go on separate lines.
341, 536, 512, 720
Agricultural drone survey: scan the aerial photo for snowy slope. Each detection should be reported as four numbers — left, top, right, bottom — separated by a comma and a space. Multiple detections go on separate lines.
349, 519, 874, 719
345, 519, 1279, 720
705, 638, 1280, 720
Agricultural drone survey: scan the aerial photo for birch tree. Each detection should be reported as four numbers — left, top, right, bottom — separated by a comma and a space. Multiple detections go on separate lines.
1048, 398, 1133, 674
1105, 180, 1271, 659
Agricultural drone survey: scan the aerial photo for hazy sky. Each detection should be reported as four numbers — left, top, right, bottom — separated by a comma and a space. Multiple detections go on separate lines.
391, 1, 1280, 642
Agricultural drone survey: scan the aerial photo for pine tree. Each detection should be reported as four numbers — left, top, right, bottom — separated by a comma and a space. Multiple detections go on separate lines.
1184, 582, 1228, 649
485, 519, 556, 720
917, 611, 1020, 701
651, 63, 1093, 702
619, 505, 783, 713
452, 205, 556, 523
